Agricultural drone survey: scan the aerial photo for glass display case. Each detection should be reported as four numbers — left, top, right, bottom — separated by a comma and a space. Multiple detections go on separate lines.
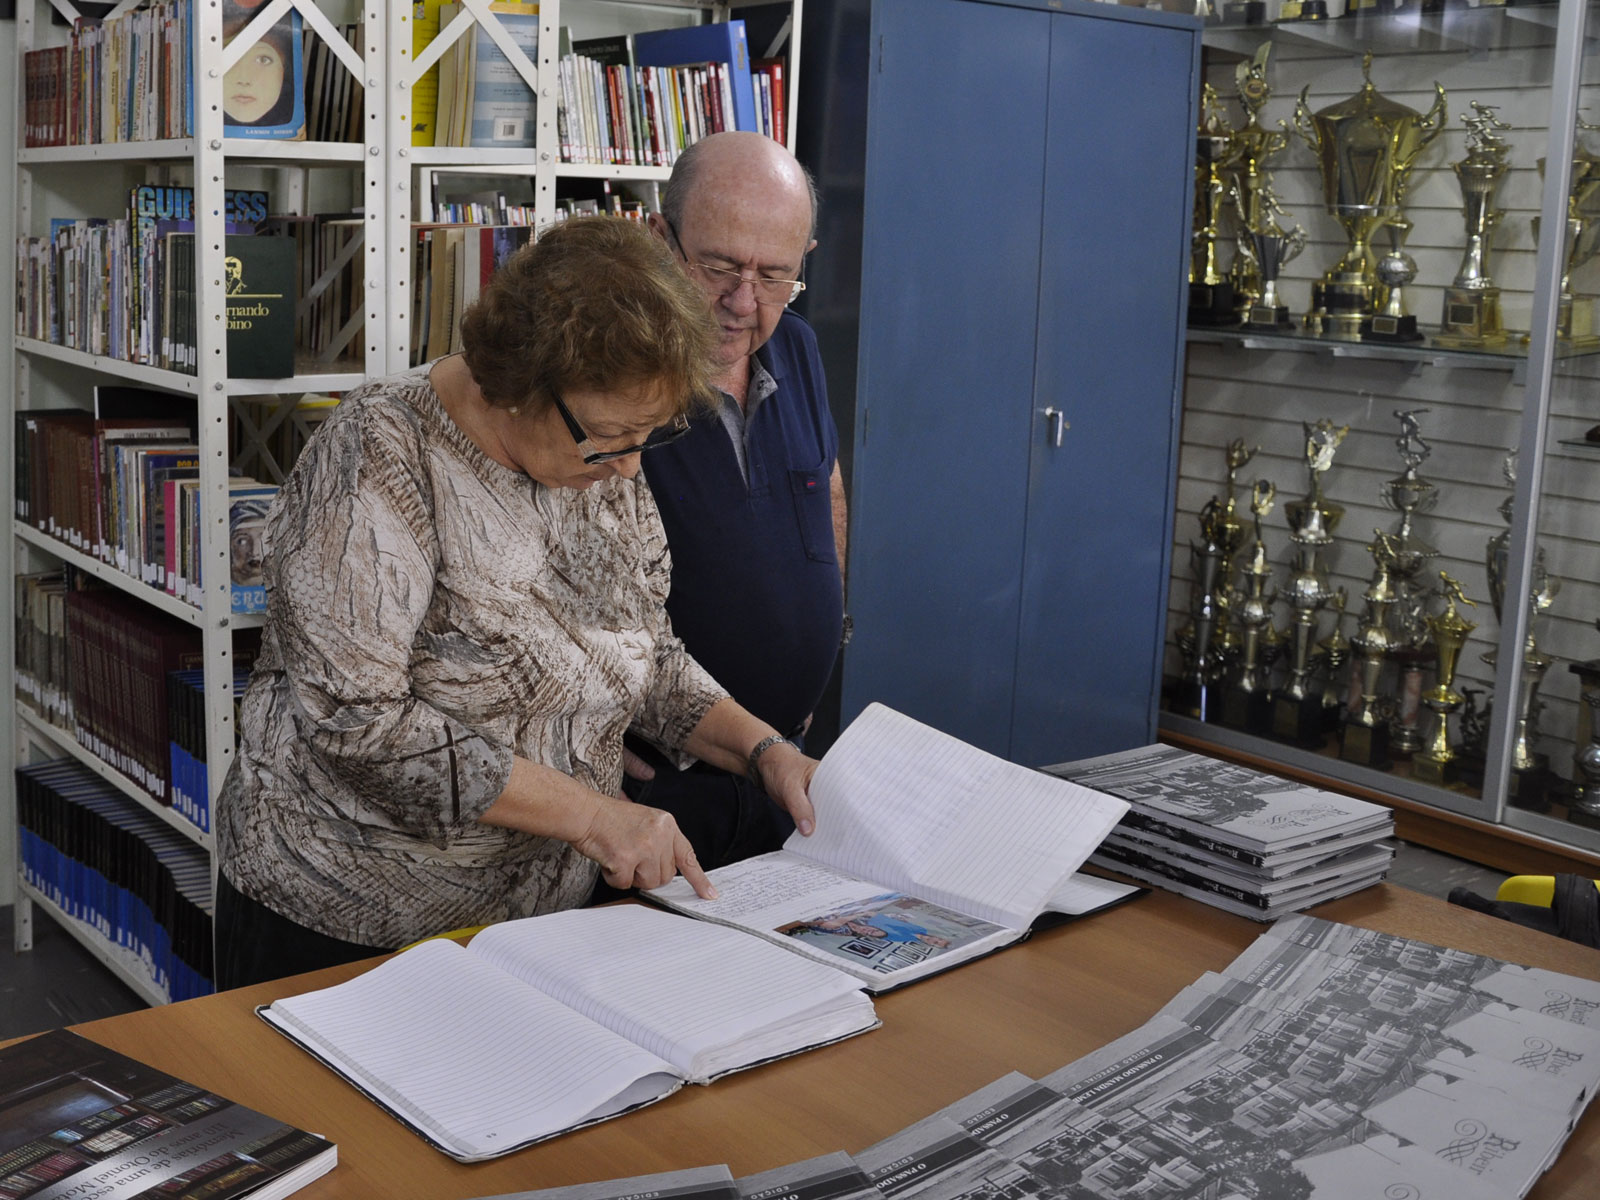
1159, 0, 1600, 863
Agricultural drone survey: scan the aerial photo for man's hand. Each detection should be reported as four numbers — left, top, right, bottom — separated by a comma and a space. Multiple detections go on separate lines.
757, 743, 819, 837
621, 746, 657, 783
573, 794, 717, 899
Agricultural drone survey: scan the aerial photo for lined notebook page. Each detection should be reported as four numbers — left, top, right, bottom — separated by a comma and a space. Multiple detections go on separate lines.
469, 906, 869, 1079
799, 704, 1129, 928
262, 938, 678, 1160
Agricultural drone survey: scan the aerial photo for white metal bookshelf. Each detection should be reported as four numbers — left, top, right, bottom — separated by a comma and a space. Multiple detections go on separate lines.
5, 0, 387, 1003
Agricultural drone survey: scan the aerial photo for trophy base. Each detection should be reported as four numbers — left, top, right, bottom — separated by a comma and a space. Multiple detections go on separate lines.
1189, 282, 1242, 327
1340, 719, 1392, 770
1410, 755, 1457, 786
1220, 687, 1274, 735
1271, 693, 1327, 748
1560, 295, 1600, 349
1360, 313, 1425, 343
1245, 304, 1293, 330
1279, 0, 1328, 18
1435, 288, 1507, 349
1506, 756, 1555, 813
1222, 0, 1266, 21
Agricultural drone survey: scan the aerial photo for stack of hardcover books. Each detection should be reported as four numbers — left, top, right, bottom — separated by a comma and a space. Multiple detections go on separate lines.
1046, 744, 1395, 920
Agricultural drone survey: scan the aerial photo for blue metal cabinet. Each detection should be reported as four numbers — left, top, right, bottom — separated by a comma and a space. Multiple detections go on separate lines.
801, 0, 1198, 765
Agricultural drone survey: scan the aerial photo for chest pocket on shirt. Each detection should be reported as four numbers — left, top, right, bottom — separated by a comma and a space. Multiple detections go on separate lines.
788, 466, 836, 564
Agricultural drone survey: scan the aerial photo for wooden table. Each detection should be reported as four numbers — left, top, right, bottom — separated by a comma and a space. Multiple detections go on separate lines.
35, 885, 1600, 1200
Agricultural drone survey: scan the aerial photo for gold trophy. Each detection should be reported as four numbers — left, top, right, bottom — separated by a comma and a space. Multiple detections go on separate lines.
1342, 530, 1402, 769
1484, 451, 1561, 810
1437, 103, 1512, 349
1226, 45, 1290, 315
1273, 419, 1347, 746
1290, 54, 1446, 340
1532, 126, 1600, 351
1191, 84, 1243, 326
1413, 573, 1478, 786
1221, 479, 1278, 733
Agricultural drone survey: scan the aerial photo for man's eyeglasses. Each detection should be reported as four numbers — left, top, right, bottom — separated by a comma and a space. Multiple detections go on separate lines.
663, 217, 806, 307
550, 391, 692, 465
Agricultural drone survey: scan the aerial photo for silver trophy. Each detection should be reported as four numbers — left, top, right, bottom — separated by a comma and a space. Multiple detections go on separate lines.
1342, 530, 1403, 768
1381, 409, 1441, 756
1437, 102, 1511, 349
1273, 419, 1348, 744
1222, 480, 1278, 733
1240, 184, 1307, 330
1484, 450, 1561, 808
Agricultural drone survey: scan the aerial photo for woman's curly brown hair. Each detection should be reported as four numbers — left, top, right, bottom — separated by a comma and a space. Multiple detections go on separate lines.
459, 216, 719, 421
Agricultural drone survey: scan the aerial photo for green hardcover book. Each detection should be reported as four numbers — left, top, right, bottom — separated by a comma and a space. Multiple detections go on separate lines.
223, 235, 297, 379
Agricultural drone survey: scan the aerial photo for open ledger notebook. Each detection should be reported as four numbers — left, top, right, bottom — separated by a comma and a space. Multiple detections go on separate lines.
256, 905, 878, 1161
647, 703, 1134, 990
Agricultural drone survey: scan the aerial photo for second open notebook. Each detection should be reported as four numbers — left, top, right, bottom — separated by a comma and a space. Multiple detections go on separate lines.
256, 904, 878, 1162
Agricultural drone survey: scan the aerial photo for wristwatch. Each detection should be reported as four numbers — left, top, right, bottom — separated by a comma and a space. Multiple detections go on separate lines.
747, 734, 799, 786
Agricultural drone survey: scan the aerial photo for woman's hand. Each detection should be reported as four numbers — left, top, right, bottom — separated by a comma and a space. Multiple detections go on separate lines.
573, 794, 717, 899
757, 742, 818, 837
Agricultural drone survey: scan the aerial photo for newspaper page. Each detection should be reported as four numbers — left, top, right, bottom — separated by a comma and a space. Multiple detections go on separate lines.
853, 1116, 1050, 1200
1168, 968, 1600, 1111
736, 1152, 876, 1200
1264, 913, 1600, 1026
474, 1165, 737, 1200
1046, 743, 1392, 856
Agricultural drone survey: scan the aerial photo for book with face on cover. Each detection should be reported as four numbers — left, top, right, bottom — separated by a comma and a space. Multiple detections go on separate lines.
0, 1028, 335, 1200
646, 704, 1136, 992
256, 904, 879, 1162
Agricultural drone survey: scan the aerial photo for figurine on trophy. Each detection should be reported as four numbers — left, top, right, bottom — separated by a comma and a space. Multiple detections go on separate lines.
1191, 84, 1244, 326
1272, 419, 1348, 745
1221, 479, 1278, 733
1484, 450, 1562, 810
1437, 102, 1512, 349
1342, 530, 1403, 769
1532, 120, 1600, 351
1290, 53, 1446, 340
1412, 572, 1478, 786
1380, 409, 1442, 756
1226, 45, 1291, 318
1571, 619, 1600, 826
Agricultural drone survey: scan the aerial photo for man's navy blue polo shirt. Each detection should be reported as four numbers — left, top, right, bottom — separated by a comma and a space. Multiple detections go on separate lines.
642, 311, 844, 737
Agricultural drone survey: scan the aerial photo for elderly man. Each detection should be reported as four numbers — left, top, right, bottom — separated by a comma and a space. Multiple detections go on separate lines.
619, 131, 846, 872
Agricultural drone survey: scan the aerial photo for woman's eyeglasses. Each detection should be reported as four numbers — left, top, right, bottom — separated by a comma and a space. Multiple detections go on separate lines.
550, 392, 692, 464
663, 217, 806, 307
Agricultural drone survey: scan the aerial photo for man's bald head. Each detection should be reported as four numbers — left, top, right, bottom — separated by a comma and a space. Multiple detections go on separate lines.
662, 132, 818, 243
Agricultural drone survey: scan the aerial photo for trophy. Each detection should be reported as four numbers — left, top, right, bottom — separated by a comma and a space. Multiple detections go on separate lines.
1531, 128, 1600, 350
1227, 45, 1291, 315
1290, 54, 1446, 339
1240, 184, 1307, 329
1437, 103, 1512, 349
1366, 216, 1424, 343
1317, 587, 1352, 732
1273, 419, 1348, 745
1380, 409, 1441, 755
1173, 497, 1234, 721
1191, 85, 1243, 326
1572, 623, 1600, 825
1175, 439, 1256, 684
1484, 451, 1561, 810
1221, 479, 1278, 733
1342, 530, 1402, 769
1413, 573, 1478, 786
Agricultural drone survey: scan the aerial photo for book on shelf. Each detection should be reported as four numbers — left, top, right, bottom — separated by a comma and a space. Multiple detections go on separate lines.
465, 2, 541, 148
17, 759, 215, 999
411, 1, 446, 145
166, 666, 252, 835
227, 482, 277, 615
0, 1029, 334, 1197
256, 903, 880, 1162
221, 0, 307, 141
646, 703, 1134, 992
753, 58, 785, 146
632, 21, 758, 134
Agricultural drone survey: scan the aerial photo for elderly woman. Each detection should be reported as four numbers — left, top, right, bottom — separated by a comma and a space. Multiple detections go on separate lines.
216, 218, 816, 989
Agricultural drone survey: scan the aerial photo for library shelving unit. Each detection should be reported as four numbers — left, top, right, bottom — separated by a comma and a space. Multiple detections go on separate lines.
386, 0, 803, 374
5, 0, 387, 1002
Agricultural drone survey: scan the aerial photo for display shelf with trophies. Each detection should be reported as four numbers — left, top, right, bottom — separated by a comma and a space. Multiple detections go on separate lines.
1161, 0, 1600, 871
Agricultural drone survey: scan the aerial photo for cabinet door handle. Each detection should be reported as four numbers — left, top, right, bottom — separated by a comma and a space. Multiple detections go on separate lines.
1042, 407, 1069, 448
